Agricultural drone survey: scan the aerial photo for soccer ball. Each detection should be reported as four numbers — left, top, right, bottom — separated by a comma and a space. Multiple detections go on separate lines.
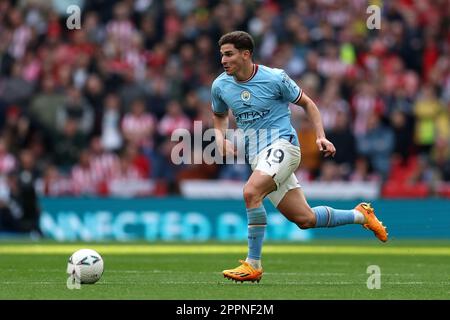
67, 248, 104, 284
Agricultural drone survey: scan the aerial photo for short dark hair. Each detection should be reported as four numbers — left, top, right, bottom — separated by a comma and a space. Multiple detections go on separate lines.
218, 31, 254, 54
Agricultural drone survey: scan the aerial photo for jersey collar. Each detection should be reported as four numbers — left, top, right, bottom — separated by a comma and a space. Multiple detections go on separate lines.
235, 64, 258, 83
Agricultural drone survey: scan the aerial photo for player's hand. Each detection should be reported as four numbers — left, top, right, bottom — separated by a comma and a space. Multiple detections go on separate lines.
217, 139, 237, 157
316, 137, 336, 158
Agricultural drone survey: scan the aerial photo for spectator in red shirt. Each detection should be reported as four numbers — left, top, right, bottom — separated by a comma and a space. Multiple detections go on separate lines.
158, 100, 192, 137
121, 98, 156, 152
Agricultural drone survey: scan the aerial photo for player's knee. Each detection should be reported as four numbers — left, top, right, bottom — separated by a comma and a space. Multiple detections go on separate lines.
289, 214, 315, 229
298, 219, 315, 229
243, 184, 263, 207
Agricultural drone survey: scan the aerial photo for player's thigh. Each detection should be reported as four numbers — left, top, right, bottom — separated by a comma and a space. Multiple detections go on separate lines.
245, 169, 277, 199
266, 173, 299, 207
276, 186, 315, 226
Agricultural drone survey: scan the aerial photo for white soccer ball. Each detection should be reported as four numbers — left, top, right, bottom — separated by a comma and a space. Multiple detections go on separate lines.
67, 249, 104, 284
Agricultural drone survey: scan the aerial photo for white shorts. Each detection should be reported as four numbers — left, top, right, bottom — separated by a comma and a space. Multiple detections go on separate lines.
250, 139, 301, 207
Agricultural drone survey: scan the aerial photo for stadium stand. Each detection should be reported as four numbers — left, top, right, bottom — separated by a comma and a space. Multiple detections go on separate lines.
0, 0, 449, 227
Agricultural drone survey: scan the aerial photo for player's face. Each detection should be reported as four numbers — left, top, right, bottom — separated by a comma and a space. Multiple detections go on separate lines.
220, 44, 247, 76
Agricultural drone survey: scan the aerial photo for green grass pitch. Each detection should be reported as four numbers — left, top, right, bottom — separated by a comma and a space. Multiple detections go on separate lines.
0, 240, 449, 300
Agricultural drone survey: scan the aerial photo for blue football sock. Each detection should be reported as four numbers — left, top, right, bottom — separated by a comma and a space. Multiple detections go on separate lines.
312, 206, 358, 228
246, 205, 267, 261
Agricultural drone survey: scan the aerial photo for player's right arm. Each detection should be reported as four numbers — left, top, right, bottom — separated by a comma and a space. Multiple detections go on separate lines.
211, 79, 236, 156
213, 112, 236, 156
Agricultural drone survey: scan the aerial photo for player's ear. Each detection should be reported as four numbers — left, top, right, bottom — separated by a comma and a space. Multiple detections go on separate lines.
242, 49, 251, 60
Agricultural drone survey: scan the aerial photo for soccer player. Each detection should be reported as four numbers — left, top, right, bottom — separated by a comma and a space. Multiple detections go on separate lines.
211, 31, 388, 283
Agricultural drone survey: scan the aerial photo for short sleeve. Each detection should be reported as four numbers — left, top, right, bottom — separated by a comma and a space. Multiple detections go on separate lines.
211, 80, 229, 115
278, 70, 302, 103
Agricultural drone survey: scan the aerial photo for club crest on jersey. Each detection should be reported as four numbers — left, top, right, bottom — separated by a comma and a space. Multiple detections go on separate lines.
241, 90, 251, 101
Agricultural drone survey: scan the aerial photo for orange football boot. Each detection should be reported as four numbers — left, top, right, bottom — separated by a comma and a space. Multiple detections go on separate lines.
355, 202, 388, 242
223, 260, 263, 283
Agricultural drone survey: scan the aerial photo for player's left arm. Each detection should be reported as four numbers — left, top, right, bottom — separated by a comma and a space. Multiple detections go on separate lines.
295, 93, 336, 158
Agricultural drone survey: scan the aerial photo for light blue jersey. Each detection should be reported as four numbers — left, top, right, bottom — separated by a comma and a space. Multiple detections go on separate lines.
211, 64, 302, 160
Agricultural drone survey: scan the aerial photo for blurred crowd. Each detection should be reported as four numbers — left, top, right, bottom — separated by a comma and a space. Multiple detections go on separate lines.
0, 0, 449, 211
